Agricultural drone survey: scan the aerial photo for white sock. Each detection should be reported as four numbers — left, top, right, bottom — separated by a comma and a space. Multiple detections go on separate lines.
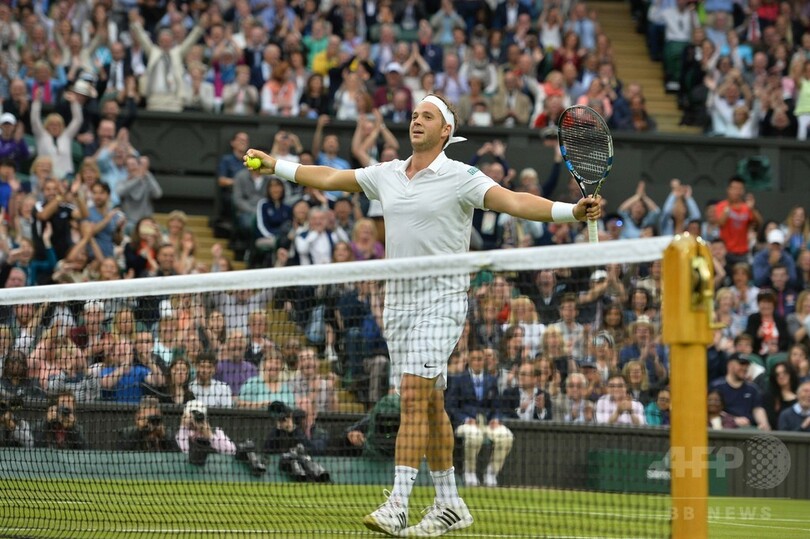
391, 465, 418, 508
430, 467, 462, 506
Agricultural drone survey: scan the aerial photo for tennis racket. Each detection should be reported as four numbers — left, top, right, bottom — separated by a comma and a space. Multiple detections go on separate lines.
557, 105, 614, 243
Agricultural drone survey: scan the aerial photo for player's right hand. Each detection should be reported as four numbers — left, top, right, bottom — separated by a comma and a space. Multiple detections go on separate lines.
244, 149, 276, 175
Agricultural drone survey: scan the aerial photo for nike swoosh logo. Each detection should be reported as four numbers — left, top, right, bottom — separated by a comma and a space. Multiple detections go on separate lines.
424, 363, 437, 369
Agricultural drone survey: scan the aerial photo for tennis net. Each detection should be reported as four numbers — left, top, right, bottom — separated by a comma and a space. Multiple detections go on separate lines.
0, 236, 673, 538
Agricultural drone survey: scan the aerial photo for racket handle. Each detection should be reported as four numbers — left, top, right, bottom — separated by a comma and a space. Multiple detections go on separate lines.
588, 218, 599, 244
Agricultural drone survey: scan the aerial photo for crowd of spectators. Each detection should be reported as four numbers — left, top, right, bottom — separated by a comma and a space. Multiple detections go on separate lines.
0, 0, 810, 469
642, 0, 810, 137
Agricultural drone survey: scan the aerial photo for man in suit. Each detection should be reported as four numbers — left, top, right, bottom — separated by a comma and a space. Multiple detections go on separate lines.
102, 41, 134, 100
491, 71, 532, 127
445, 349, 514, 487
129, 9, 208, 112
502, 361, 554, 421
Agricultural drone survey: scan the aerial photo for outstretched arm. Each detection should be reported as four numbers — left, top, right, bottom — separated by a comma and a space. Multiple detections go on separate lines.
484, 185, 600, 223
245, 148, 362, 193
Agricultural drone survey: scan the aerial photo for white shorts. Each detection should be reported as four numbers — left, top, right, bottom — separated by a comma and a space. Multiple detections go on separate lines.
384, 296, 467, 391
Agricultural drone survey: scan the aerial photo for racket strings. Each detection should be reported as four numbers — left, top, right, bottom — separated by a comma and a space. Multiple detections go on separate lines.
560, 111, 611, 183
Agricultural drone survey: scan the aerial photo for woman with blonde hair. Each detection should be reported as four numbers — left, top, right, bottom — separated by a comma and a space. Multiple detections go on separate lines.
27, 155, 55, 201
31, 89, 83, 180
504, 295, 545, 356
74, 158, 102, 207
350, 217, 384, 261
622, 360, 651, 405
541, 325, 577, 384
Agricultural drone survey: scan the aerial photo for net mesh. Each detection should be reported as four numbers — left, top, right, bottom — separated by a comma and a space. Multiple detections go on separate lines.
0, 237, 673, 538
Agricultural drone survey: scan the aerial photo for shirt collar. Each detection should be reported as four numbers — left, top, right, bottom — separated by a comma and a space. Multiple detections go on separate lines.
792, 403, 810, 416
397, 152, 449, 176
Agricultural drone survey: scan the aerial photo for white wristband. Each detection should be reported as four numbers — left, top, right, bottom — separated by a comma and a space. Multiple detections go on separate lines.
274, 160, 300, 183
551, 202, 578, 223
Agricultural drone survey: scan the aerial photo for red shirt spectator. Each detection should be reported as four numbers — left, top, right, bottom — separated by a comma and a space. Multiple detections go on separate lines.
715, 177, 761, 257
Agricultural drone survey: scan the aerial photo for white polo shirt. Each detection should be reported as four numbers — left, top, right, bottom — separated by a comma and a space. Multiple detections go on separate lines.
355, 152, 497, 309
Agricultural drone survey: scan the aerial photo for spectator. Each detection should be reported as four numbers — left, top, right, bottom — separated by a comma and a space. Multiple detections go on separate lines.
659, 179, 701, 236
709, 352, 770, 429
350, 218, 384, 261
752, 229, 798, 287
0, 113, 30, 171
707, 388, 737, 429
558, 372, 593, 423
253, 177, 292, 266
434, 52, 468, 105
237, 354, 295, 410
777, 380, 810, 431
182, 61, 216, 113
0, 351, 46, 402
623, 360, 653, 406
189, 351, 233, 409
429, 0, 466, 47
549, 293, 586, 364
502, 362, 554, 421
233, 165, 270, 246
3, 79, 32, 134
115, 155, 162, 227
764, 361, 799, 429
343, 389, 401, 458
263, 401, 311, 454
565, 2, 598, 51
491, 71, 532, 127
295, 207, 340, 265
645, 387, 671, 426
129, 10, 208, 112
298, 74, 331, 119
46, 340, 99, 402
116, 396, 178, 451
31, 89, 83, 181
660, 0, 700, 92
745, 289, 790, 358
290, 347, 338, 434
147, 356, 195, 405
215, 132, 250, 235
619, 315, 668, 387
788, 290, 810, 349
617, 181, 661, 240
85, 181, 125, 260
98, 338, 164, 404
223, 64, 259, 115
176, 400, 236, 456
245, 310, 274, 366
34, 391, 86, 449
446, 348, 514, 488
595, 374, 646, 425
259, 61, 298, 116
215, 330, 256, 397
0, 396, 33, 448
795, 58, 810, 141
716, 176, 762, 266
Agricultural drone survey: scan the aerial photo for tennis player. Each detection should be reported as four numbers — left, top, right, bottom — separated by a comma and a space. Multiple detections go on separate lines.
245, 94, 600, 537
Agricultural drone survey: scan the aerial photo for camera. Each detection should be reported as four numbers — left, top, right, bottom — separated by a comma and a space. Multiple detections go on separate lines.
147, 415, 162, 428
236, 440, 267, 477
191, 410, 206, 424
58, 406, 72, 418
279, 444, 330, 483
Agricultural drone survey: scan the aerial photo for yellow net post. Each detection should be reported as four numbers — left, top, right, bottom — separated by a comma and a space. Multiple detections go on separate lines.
662, 233, 715, 539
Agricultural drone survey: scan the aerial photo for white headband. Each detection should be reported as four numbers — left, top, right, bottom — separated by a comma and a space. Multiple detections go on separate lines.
420, 95, 467, 149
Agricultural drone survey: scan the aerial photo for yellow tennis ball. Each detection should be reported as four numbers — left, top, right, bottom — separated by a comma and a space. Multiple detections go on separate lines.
246, 157, 262, 170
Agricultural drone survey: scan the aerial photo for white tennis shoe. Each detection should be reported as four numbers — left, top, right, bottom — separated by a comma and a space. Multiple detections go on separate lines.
401, 499, 473, 537
363, 490, 408, 536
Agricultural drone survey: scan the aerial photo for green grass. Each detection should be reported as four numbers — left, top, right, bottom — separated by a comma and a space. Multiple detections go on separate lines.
0, 479, 807, 538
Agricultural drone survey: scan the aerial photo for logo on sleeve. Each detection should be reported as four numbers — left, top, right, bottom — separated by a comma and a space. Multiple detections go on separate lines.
467, 166, 480, 175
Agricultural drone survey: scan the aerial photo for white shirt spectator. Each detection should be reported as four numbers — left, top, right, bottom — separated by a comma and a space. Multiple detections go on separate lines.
189, 379, 234, 408
595, 395, 647, 425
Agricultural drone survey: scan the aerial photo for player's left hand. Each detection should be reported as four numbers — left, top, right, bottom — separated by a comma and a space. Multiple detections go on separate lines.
574, 196, 601, 222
